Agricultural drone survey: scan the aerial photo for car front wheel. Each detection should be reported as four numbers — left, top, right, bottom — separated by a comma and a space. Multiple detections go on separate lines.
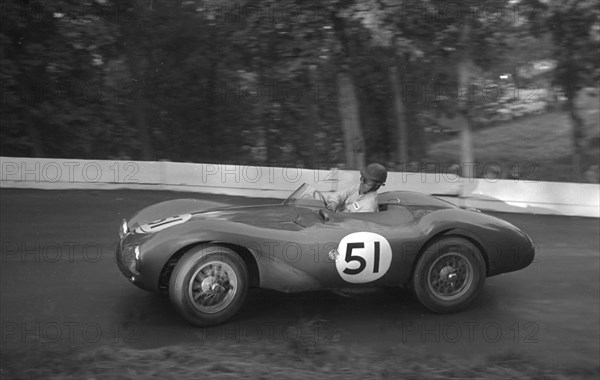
169, 245, 248, 326
412, 237, 486, 313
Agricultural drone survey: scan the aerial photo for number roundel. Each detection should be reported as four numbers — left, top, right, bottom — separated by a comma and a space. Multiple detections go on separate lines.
135, 214, 192, 234
335, 232, 392, 283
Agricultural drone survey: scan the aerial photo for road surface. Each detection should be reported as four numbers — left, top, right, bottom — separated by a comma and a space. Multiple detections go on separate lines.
1, 189, 598, 374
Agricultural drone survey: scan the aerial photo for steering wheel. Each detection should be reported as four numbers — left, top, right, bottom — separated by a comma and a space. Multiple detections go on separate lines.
312, 189, 326, 205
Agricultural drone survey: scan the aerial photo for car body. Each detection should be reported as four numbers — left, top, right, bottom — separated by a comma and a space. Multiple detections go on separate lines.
116, 184, 535, 326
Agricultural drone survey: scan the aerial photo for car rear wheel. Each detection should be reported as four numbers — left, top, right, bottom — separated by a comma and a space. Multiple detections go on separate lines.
169, 245, 248, 326
412, 237, 485, 313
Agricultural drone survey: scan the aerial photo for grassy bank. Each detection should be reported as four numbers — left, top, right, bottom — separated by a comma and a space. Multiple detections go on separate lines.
426, 102, 599, 183
3, 340, 598, 380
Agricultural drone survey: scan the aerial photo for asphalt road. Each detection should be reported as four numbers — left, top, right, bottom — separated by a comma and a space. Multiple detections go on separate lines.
1, 189, 598, 370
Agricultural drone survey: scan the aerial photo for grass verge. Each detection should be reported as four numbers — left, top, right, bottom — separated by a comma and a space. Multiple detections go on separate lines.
2, 338, 598, 380
426, 106, 599, 182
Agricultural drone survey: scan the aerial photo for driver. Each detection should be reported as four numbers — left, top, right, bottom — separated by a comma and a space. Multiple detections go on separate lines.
326, 163, 387, 213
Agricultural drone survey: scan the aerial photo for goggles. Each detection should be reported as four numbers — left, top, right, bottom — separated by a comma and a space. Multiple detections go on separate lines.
360, 176, 382, 186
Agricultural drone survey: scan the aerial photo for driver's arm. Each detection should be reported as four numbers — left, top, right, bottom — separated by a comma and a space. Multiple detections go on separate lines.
325, 186, 354, 212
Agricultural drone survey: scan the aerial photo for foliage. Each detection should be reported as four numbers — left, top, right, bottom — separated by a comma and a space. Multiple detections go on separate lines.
1, 0, 598, 180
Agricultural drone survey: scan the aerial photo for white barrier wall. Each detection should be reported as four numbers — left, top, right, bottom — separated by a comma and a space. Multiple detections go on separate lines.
461, 179, 600, 217
1, 156, 598, 217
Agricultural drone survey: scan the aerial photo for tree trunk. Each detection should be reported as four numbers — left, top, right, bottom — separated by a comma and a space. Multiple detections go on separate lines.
336, 71, 365, 170
126, 49, 154, 161
390, 64, 408, 164
26, 120, 45, 158
407, 106, 426, 162
204, 62, 219, 161
567, 95, 584, 181
458, 112, 474, 175
407, 62, 427, 162
332, 12, 365, 170
304, 66, 319, 168
457, 24, 474, 178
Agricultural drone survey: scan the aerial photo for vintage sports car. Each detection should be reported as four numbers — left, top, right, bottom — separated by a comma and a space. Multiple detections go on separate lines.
116, 183, 535, 326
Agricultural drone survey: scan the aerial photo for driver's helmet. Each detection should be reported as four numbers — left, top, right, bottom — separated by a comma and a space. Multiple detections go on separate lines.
360, 163, 387, 184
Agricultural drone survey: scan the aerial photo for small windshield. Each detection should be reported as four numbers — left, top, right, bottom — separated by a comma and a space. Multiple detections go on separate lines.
283, 183, 327, 207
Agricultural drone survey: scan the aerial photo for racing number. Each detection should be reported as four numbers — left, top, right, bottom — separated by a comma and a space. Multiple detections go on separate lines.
135, 214, 192, 234
336, 232, 392, 284
343, 242, 380, 275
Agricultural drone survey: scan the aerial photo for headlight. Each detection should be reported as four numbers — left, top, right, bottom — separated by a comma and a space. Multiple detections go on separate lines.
122, 244, 141, 274
119, 219, 128, 239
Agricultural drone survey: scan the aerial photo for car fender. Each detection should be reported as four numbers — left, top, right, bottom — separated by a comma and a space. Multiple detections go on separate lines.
414, 210, 495, 274
415, 209, 533, 276
133, 221, 322, 292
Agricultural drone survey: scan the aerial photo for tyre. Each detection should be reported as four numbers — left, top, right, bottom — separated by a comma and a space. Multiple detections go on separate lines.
169, 245, 248, 326
412, 237, 485, 313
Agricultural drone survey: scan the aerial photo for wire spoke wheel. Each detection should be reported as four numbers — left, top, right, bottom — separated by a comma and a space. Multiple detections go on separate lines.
413, 237, 485, 313
188, 261, 238, 313
427, 252, 473, 301
170, 246, 248, 326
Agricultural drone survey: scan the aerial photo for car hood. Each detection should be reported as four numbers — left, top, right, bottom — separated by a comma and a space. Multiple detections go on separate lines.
128, 199, 298, 229
192, 205, 299, 223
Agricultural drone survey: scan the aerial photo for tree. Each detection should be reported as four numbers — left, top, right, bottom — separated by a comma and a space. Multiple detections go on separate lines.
525, 0, 599, 180
1, 0, 135, 159
349, 0, 516, 173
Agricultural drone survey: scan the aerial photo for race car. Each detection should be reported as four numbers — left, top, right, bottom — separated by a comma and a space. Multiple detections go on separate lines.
116, 183, 535, 326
